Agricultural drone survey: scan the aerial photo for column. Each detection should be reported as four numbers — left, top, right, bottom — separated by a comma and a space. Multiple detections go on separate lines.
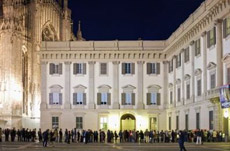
64, 61, 71, 109
181, 48, 185, 105
215, 19, 223, 87
202, 31, 207, 97
40, 61, 47, 110
163, 61, 168, 107
190, 41, 195, 103
173, 56, 177, 107
112, 61, 120, 109
88, 61, 95, 109
136, 61, 144, 109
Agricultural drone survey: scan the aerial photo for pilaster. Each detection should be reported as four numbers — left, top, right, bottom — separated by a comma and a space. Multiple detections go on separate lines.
136, 61, 144, 109
112, 61, 120, 109
163, 61, 169, 107
190, 41, 195, 103
40, 61, 47, 110
215, 19, 223, 87
64, 61, 71, 109
88, 61, 95, 109
202, 31, 207, 97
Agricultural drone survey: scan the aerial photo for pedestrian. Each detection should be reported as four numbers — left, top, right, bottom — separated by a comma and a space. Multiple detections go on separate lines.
43, 129, 49, 147
178, 130, 187, 151
0, 127, 2, 142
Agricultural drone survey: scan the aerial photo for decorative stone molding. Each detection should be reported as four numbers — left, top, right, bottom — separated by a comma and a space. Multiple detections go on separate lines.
194, 68, 202, 76
184, 109, 190, 114
190, 40, 195, 45
137, 61, 145, 64
88, 61, 96, 65
175, 110, 180, 116
168, 83, 173, 88
176, 79, 181, 85
194, 106, 201, 113
64, 61, 72, 65
201, 31, 207, 37
147, 85, 161, 92
50, 112, 62, 116
207, 62, 217, 70
112, 61, 120, 65
222, 53, 230, 63
184, 74, 191, 81
168, 112, 172, 116
74, 112, 86, 117
122, 85, 136, 90
214, 19, 223, 25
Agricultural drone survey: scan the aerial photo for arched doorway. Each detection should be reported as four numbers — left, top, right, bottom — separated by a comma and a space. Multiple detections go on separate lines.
120, 114, 136, 131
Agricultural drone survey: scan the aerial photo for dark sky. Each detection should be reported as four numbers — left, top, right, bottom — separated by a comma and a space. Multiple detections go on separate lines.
68, 0, 205, 40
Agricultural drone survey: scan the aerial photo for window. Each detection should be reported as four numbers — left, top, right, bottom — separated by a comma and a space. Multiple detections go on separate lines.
169, 117, 171, 131
223, 18, 230, 38
100, 63, 107, 75
76, 117, 83, 129
49, 85, 63, 105
147, 85, 161, 105
73, 85, 87, 105
52, 117, 59, 129
122, 63, 135, 74
50, 63, 62, 75
97, 92, 111, 105
195, 39, 201, 56
150, 117, 157, 130
147, 92, 161, 105
177, 88, 181, 102
97, 85, 111, 105
170, 91, 173, 104
73, 63, 86, 75
207, 27, 216, 48
147, 63, 160, 74
176, 115, 179, 130
209, 111, 214, 130
176, 53, 181, 68
210, 73, 216, 89
197, 79, 202, 96
73, 93, 85, 105
169, 59, 173, 73
122, 92, 135, 105
227, 67, 230, 84
185, 114, 189, 130
196, 112, 200, 129
184, 47, 190, 63
100, 117, 108, 130
186, 83, 190, 99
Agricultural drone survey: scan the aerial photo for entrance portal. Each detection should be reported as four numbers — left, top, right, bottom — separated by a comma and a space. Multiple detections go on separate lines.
120, 114, 136, 131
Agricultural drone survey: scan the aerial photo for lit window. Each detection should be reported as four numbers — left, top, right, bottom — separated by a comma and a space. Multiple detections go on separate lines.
125, 93, 132, 105
52, 117, 59, 129
101, 93, 108, 104
76, 117, 83, 129
100, 117, 108, 130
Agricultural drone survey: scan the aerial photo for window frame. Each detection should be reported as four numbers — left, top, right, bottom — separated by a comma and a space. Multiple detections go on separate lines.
76, 117, 83, 129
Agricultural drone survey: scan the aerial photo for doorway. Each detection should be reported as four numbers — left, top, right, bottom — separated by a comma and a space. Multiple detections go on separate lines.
120, 114, 136, 131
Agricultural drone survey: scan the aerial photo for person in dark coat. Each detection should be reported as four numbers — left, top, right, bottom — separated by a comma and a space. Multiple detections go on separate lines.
38, 129, 42, 142
178, 130, 187, 151
43, 129, 49, 147
59, 129, 63, 143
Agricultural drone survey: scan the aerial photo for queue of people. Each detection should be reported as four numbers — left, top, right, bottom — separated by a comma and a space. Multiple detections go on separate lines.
0, 127, 228, 147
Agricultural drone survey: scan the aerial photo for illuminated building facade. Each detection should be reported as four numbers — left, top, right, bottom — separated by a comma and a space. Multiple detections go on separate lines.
40, 0, 230, 134
0, 0, 230, 135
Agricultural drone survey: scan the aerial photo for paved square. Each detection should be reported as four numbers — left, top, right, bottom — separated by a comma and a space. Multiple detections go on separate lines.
0, 142, 230, 151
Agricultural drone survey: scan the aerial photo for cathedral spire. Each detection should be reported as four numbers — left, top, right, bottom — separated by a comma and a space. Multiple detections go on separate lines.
77, 20, 85, 41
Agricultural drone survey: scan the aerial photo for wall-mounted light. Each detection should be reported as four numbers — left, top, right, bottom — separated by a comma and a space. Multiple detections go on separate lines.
224, 109, 229, 118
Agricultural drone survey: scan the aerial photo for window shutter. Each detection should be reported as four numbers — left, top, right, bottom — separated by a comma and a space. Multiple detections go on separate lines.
73, 93, 77, 105
121, 93, 125, 105
108, 93, 111, 105
131, 63, 135, 74
83, 93, 86, 105
49, 93, 53, 105
132, 93, 135, 105
227, 68, 230, 84
214, 27, 216, 45
97, 93, 101, 105
147, 93, 151, 105
122, 63, 125, 74
207, 31, 210, 48
50, 63, 54, 75
157, 93, 161, 105
76, 63, 80, 74
223, 19, 227, 38
83, 63, 86, 74
58, 63, 62, 74
187, 49, 190, 62
147, 63, 151, 74
156, 63, 160, 74
73, 63, 77, 75
100, 63, 107, 75
59, 93, 62, 105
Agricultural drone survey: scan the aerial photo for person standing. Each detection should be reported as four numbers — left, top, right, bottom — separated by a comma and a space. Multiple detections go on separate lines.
59, 129, 63, 143
38, 129, 42, 142
43, 129, 49, 147
0, 127, 2, 142
178, 130, 187, 151
196, 129, 202, 145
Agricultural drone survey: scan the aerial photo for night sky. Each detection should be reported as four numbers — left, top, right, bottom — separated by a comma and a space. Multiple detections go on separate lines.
68, 0, 205, 41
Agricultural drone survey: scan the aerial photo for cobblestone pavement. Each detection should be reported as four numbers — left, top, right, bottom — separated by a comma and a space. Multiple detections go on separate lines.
0, 142, 230, 151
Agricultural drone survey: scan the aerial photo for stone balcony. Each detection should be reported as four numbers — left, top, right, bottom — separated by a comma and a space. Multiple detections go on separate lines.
205, 88, 220, 101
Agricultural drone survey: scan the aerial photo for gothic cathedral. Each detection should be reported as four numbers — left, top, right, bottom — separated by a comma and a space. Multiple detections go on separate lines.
0, 0, 74, 128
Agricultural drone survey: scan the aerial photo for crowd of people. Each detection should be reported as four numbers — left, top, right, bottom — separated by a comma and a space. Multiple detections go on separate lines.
0, 127, 228, 147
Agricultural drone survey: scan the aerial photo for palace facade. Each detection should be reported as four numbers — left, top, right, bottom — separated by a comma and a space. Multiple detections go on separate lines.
40, 0, 230, 135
